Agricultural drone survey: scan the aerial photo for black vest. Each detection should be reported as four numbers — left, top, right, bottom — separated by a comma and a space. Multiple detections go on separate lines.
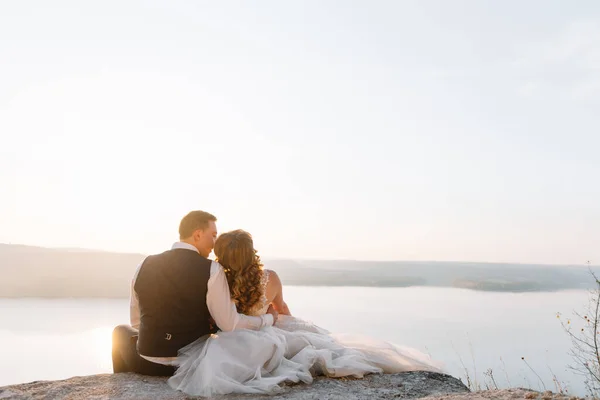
134, 248, 212, 357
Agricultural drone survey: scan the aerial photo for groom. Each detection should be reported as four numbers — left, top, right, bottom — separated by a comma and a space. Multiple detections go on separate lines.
112, 210, 278, 376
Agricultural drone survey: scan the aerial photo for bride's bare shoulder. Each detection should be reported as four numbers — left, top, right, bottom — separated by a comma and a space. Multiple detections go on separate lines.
263, 269, 282, 296
263, 269, 280, 281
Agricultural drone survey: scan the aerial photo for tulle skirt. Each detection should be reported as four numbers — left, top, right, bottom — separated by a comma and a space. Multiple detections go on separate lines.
167, 315, 443, 397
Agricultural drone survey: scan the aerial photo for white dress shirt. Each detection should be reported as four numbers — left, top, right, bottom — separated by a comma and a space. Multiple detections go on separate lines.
130, 242, 274, 365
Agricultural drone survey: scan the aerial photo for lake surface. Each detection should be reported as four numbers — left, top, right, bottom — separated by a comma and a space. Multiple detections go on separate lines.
0, 287, 589, 395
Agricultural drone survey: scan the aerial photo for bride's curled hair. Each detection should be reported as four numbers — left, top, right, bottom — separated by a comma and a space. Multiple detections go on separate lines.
214, 229, 264, 315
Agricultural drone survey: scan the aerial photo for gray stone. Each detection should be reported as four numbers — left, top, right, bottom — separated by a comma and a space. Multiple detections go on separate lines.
0, 371, 470, 400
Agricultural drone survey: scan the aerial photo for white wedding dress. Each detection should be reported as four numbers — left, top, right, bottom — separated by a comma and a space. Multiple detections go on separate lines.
167, 271, 443, 397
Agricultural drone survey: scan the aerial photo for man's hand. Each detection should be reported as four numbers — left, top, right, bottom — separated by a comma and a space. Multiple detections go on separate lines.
267, 304, 279, 325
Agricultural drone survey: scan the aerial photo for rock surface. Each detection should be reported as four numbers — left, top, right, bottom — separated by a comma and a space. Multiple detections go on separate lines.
0, 371, 470, 400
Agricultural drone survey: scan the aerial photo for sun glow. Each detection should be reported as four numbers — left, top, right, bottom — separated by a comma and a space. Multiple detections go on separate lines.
88, 327, 114, 372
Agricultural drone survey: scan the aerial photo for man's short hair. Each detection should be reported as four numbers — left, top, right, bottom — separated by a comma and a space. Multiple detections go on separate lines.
179, 210, 217, 239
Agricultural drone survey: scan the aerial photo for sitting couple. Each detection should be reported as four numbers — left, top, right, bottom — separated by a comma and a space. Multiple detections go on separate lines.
112, 210, 442, 397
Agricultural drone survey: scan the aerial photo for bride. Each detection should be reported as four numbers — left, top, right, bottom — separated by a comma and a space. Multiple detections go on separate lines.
168, 230, 443, 397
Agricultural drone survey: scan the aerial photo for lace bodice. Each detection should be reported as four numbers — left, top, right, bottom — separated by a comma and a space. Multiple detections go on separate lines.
251, 269, 270, 316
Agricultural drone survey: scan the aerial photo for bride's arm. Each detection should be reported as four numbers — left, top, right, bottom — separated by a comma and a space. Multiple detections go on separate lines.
267, 270, 291, 316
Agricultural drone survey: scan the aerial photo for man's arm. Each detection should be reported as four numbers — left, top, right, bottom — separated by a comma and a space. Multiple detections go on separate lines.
130, 260, 144, 330
207, 261, 275, 332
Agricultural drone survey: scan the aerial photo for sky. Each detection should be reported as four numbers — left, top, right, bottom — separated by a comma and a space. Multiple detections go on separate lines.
0, 1, 599, 264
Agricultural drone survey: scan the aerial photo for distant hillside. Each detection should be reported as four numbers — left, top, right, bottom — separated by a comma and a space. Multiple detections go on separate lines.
0, 243, 144, 298
270, 259, 598, 292
0, 243, 597, 298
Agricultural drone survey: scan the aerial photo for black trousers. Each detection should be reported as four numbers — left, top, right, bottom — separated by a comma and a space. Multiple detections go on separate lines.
111, 324, 177, 376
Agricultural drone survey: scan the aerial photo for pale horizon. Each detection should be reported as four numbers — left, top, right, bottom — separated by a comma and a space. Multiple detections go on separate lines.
1, 1, 599, 265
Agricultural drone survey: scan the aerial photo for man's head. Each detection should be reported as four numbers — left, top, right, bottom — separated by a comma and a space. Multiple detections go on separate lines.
179, 210, 217, 258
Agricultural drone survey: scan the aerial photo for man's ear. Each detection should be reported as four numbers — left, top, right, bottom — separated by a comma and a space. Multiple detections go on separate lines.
192, 229, 202, 241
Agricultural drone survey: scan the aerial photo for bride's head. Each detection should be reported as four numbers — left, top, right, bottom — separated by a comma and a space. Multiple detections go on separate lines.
214, 229, 264, 315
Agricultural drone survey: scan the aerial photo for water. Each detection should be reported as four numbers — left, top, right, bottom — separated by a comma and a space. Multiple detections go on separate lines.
0, 287, 589, 395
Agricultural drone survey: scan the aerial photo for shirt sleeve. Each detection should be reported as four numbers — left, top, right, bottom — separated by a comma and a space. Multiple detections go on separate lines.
206, 261, 274, 332
130, 260, 144, 330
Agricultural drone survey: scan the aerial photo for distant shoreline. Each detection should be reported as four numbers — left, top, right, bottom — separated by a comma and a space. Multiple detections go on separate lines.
1, 243, 596, 298
0, 284, 592, 300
